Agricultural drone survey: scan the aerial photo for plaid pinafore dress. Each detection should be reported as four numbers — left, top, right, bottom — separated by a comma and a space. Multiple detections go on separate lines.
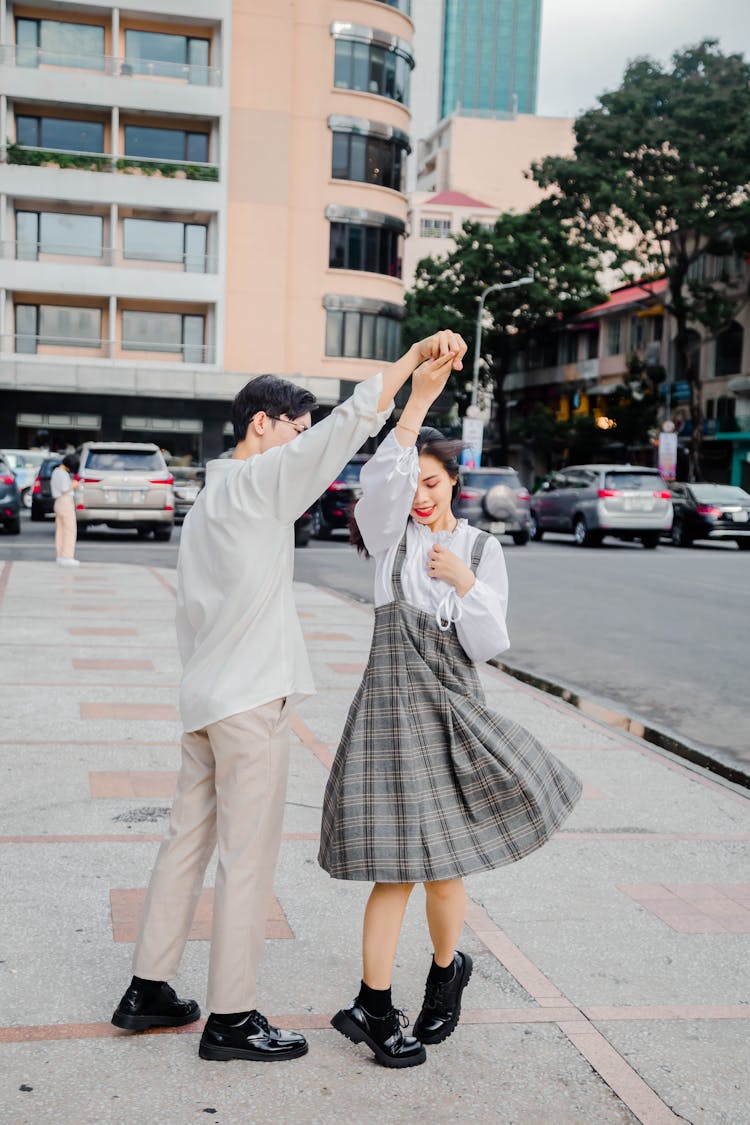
318, 528, 582, 883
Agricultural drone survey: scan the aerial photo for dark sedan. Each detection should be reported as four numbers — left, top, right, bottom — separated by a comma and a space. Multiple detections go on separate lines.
30, 456, 63, 520
311, 457, 368, 538
0, 453, 22, 534
670, 482, 750, 549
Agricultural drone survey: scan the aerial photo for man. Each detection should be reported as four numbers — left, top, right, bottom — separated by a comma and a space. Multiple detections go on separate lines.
111, 330, 466, 1062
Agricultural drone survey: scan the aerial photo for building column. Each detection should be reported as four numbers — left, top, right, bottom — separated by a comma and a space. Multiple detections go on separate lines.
109, 202, 117, 267
0, 0, 7, 43
111, 7, 120, 71
110, 106, 119, 169
108, 294, 117, 359
0, 288, 7, 354
0, 94, 7, 162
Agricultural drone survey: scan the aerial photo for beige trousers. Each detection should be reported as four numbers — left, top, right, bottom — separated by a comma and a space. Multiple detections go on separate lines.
133, 699, 291, 1013
54, 494, 77, 559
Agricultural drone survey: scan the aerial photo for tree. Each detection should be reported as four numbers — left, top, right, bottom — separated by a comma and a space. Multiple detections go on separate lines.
403, 205, 603, 461
532, 40, 750, 480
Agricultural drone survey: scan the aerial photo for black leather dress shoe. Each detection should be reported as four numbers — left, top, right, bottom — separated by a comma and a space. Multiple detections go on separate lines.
199, 1011, 308, 1062
331, 1000, 426, 1068
111, 981, 200, 1031
413, 951, 473, 1045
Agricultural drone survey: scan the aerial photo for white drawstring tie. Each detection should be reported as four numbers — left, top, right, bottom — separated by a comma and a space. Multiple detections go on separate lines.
436, 587, 463, 631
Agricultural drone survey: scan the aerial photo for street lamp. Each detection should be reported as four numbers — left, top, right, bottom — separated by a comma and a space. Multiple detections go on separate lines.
471, 275, 535, 407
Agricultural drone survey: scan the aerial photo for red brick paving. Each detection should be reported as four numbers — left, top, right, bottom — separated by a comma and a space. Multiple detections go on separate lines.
80, 703, 178, 721
618, 883, 750, 933
110, 888, 294, 942
304, 632, 355, 642
68, 627, 137, 637
73, 659, 155, 671
327, 662, 367, 675
89, 771, 178, 798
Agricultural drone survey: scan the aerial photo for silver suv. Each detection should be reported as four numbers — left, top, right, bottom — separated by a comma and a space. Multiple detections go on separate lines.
76, 442, 174, 541
530, 464, 673, 548
455, 467, 532, 545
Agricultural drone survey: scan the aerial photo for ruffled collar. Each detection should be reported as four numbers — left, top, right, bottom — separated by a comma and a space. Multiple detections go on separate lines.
410, 517, 468, 545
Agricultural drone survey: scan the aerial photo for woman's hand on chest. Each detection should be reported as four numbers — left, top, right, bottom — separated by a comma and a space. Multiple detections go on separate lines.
426, 544, 476, 598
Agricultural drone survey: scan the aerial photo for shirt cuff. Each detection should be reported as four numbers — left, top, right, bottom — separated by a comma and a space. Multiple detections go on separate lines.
351, 371, 394, 436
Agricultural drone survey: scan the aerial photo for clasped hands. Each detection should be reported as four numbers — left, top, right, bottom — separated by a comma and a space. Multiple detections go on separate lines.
426, 543, 475, 599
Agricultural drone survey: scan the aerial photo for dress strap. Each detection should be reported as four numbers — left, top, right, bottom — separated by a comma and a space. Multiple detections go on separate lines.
469, 530, 492, 574
390, 527, 409, 601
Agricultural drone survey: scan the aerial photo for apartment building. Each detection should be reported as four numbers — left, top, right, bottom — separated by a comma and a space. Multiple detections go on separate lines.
0, 0, 414, 458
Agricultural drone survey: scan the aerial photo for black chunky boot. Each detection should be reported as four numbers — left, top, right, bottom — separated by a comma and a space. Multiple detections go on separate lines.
413, 951, 473, 1045
331, 999, 426, 1068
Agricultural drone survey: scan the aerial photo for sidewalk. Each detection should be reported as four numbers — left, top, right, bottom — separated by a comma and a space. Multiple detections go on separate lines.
0, 558, 748, 1125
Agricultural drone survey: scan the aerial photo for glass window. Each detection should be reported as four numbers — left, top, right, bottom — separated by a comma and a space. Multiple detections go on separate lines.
86, 449, 164, 472
16, 212, 38, 260
334, 40, 351, 89
183, 316, 205, 363
365, 226, 380, 273
375, 316, 389, 359
714, 322, 743, 378
325, 310, 344, 356
17, 116, 104, 153
333, 38, 412, 105
606, 318, 622, 356
328, 223, 403, 277
360, 314, 376, 358
343, 312, 361, 357
184, 225, 208, 273
352, 43, 369, 92
16, 17, 104, 69
366, 137, 383, 185
603, 471, 661, 491
331, 133, 350, 180
16, 115, 38, 147
34, 212, 102, 257
15, 18, 38, 67
124, 126, 208, 163
123, 218, 184, 264
39, 305, 101, 347
122, 310, 182, 352
15, 305, 38, 353
124, 30, 211, 82
186, 132, 208, 163
329, 225, 347, 269
653, 315, 664, 342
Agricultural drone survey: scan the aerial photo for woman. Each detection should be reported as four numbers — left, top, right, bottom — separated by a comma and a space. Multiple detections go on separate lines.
318, 362, 582, 1069
51, 453, 81, 567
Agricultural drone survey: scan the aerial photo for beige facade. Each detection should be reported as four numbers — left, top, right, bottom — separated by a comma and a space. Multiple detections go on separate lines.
417, 113, 574, 211
403, 189, 499, 290
0, 0, 415, 457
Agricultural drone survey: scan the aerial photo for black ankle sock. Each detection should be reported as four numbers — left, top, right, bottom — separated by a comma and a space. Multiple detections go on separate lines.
428, 955, 456, 984
210, 1011, 252, 1026
131, 975, 164, 998
357, 981, 392, 1017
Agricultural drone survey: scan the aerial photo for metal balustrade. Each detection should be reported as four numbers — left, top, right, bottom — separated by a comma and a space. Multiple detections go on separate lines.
0, 43, 222, 85
1, 240, 219, 273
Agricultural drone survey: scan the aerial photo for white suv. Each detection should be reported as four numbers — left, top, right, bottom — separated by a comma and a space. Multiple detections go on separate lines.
76, 442, 174, 541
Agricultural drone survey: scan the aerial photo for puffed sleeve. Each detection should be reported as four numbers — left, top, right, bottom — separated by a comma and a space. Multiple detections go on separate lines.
454, 535, 510, 662
353, 429, 419, 556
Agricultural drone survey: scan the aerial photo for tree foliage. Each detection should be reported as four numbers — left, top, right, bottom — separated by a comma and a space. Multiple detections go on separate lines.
532, 40, 750, 478
403, 205, 603, 460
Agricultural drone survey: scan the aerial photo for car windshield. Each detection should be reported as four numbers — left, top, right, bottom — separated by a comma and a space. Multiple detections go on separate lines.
85, 450, 165, 472
690, 485, 750, 505
41, 459, 62, 476
338, 462, 365, 483
604, 472, 661, 491
463, 472, 519, 489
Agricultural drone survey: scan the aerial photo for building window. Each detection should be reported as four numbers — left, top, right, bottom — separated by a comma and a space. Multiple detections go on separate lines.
16, 115, 104, 154
123, 125, 209, 164
559, 332, 578, 365
121, 311, 206, 362
714, 321, 743, 378
419, 217, 452, 238
606, 318, 622, 356
123, 219, 208, 272
16, 211, 103, 260
15, 17, 104, 69
333, 37, 412, 105
15, 304, 101, 352
325, 309, 402, 360
652, 315, 664, 342
630, 316, 647, 352
375, 1, 412, 12
329, 222, 402, 277
331, 131, 406, 191
124, 29, 210, 84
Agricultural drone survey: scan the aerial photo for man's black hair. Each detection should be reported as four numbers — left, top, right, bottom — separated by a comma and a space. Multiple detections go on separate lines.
231, 375, 317, 445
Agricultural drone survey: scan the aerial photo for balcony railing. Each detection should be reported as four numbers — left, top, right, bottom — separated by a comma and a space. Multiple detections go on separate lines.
4, 144, 219, 182
3, 333, 216, 364
0, 43, 222, 86
1, 240, 219, 274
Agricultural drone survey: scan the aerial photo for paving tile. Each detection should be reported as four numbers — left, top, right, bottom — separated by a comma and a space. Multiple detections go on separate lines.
109, 888, 293, 942
73, 659, 155, 672
89, 772, 178, 798
80, 703, 179, 721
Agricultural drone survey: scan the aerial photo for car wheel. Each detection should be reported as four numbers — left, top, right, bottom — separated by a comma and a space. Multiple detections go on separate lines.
573, 515, 601, 547
671, 520, 692, 548
530, 513, 544, 541
512, 530, 530, 546
22, 488, 32, 510
641, 533, 660, 549
312, 508, 330, 540
736, 539, 750, 551
153, 527, 172, 542
5, 517, 21, 535
77, 523, 88, 536
295, 530, 311, 548
137, 527, 153, 538
30, 501, 45, 522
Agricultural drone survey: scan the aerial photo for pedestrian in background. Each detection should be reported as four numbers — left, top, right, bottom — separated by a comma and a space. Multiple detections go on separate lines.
319, 370, 582, 1069
51, 454, 80, 568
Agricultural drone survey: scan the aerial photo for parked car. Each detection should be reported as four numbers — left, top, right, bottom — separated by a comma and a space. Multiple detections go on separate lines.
669, 482, 750, 550
0, 453, 22, 534
312, 456, 369, 539
455, 467, 532, 545
75, 443, 174, 540
1, 449, 46, 509
530, 465, 673, 548
30, 456, 63, 520
170, 465, 205, 523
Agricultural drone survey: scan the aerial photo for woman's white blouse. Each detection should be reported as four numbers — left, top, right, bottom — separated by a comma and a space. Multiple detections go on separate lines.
50, 466, 72, 500
354, 430, 510, 663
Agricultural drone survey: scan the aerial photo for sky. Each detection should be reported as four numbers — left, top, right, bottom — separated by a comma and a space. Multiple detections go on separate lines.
537, 0, 750, 118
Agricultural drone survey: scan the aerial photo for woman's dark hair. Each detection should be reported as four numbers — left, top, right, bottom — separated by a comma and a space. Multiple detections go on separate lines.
62, 453, 80, 473
349, 426, 464, 556
231, 374, 317, 444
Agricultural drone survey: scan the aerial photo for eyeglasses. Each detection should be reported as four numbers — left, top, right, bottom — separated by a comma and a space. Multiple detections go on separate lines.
254, 413, 309, 435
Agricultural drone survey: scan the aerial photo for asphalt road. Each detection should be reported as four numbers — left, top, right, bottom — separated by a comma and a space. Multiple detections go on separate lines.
3, 513, 747, 773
